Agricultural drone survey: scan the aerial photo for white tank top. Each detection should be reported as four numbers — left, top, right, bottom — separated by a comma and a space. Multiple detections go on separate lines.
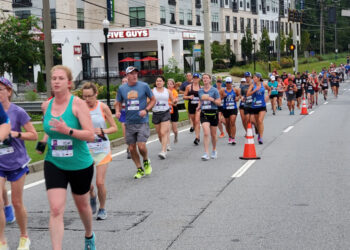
152, 88, 170, 112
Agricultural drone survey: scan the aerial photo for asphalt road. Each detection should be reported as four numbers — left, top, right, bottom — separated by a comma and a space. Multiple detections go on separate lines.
5, 80, 350, 250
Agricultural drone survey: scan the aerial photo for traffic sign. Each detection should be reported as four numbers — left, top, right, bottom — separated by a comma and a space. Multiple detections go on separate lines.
193, 44, 201, 58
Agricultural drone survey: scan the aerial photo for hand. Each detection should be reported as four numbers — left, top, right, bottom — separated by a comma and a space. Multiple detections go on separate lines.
10, 131, 20, 138
49, 117, 69, 135
115, 111, 121, 119
139, 110, 147, 117
190, 95, 194, 100
94, 128, 103, 136
196, 106, 201, 112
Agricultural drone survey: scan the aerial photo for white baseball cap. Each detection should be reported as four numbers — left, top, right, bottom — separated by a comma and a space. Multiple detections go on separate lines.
240, 78, 246, 82
270, 76, 275, 81
225, 77, 233, 83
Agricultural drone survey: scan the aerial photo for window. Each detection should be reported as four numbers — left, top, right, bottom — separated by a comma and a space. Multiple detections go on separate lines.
297, 23, 299, 36
211, 0, 218, 3
15, 10, 31, 19
12, 0, 32, 8
225, 16, 230, 32
195, 0, 201, 8
266, 20, 269, 33
254, 19, 257, 34
281, 22, 284, 35
251, 0, 257, 14
240, 17, 244, 33
168, 0, 176, 5
289, 23, 292, 34
187, 11, 192, 25
275, 22, 278, 34
259, 4, 261, 10
130, 7, 145, 27
160, 6, 166, 24
270, 20, 274, 33
285, 22, 288, 35
233, 0, 238, 12
260, 19, 264, 32
247, 18, 251, 31
170, 12, 176, 24
240, 1, 243, 8
196, 14, 201, 26
179, 10, 184, 25
211, 14, 219, 32
225, 0, 229, 5
50, 9, 56, 29
267, 5, 270, 11
233, 17, 237, 33
77, 8, 84, 29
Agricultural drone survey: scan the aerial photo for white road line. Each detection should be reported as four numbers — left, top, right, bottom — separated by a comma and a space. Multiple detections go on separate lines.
324, 102, 328, 105
283, 126, 294, 133
309, 111, 315, 115
231, 160, 256, 178
7, 179, 46, 195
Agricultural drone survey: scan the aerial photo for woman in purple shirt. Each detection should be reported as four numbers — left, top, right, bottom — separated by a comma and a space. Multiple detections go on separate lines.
0, 77, 38, 250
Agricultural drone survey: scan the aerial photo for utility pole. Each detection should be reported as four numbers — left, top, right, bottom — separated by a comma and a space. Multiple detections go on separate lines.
43, 0, 53, 97
320, 0, 323, 55
291, 0, 298, 73
203, 0, 212, 74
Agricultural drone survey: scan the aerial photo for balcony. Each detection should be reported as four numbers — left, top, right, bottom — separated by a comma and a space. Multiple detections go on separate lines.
12, 0, 32, 8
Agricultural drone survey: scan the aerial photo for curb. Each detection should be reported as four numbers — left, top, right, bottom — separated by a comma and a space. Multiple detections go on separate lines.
28, 120, 191, 173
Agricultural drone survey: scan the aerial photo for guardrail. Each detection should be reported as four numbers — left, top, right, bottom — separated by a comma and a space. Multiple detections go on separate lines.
14, 94, 184, 113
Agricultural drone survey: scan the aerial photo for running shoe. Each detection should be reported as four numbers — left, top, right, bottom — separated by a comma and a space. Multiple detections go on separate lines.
144, 160, 152, 175
158, 151, 167, 159
90, 196, 97, 215
272, 112, 276, 115
4, 205, 15, 224
211, 150, 218, 159
228, 137, 232, 144
167, 145, 172, 151
231, 138, 236, 145
0, 242, 8, 250
219, 132, 225, 138
193, 138, 200, 145
17, 236, 30, 250
96, 209, 107, 220
134, 168, 145, 179
126, 149, 131, 159
84, 232, 96, 250
258, 135, 263, 144
189, 127, 194, 133
201, 153, 210, 161
291, 110, 295, 115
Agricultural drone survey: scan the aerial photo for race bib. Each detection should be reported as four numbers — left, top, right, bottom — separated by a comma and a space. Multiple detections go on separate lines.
51, 139, 73, 157
255, 100, 262, 106
202, 100, 211, 110
0, 142, 14, 156
191, 97, 199, 104
308, 86, 313, 90
127, 99, 140, 111
226, 103, 235, 109
88, 138, 109, 154
245, 96, 253, 103
288, 90, 294, 94
155, 101, 168, 111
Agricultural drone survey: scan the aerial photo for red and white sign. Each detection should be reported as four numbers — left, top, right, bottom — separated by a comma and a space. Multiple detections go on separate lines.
73, 45, 81, 55
107, 29, 149, 39
182, 32, 196, 40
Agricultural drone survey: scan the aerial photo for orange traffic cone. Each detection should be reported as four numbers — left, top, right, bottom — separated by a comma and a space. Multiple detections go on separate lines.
300, 97, 308, 115
239, 123, 261, 160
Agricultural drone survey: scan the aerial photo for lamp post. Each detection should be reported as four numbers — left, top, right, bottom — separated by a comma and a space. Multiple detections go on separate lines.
253, 38, 256, 72
160, 42, 164, 71
268, 46, 273, 73
103, 18, 111, 109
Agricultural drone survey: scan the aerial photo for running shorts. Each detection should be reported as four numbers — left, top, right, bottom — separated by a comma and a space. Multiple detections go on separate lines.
152, 110, 171, 125
269, 94, 278, 99
278, 92, 284, 97
200, 110, 218, 126
296, 90, 303, 98
222, 108, 238, 118
170, 107, 179, 122
250, 107, 267, 114
125, 123, 150, 144
188, 103, 198, 115
0, 166, 29, 182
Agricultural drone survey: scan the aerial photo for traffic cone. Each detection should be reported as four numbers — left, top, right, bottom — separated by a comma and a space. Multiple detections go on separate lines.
239, 123, 261, 160
300, 97, 308, 115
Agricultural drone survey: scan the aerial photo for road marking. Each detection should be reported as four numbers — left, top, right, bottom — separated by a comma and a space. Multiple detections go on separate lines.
231, 160, 256, 178
7, 179, 45, 195
309, 111, 315, 115
283, 126, 294, 133
324, 102, 328, 105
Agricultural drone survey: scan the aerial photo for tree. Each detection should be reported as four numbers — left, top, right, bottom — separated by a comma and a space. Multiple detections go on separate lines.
241, 29, 253, 63
259, 28, 271, 60
0, 15, 43, 82
300, 30, 311, 53
211, 41, 227, 60
276, 33, 286, 55
286, 30, 293, 55
37, 71, 46, 92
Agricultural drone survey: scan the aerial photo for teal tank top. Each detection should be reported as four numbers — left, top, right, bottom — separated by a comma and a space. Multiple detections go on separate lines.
43, 95, 93, 170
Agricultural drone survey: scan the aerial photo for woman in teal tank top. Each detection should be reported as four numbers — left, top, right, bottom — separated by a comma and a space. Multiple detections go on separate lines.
41, 65, 96, 250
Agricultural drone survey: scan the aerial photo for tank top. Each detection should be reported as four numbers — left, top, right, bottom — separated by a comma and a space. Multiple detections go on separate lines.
152, 88, 170, 112
268, 81, 278, 95
43, 95, 93, 171
322, 79, 328, 87
252, 83, 266, 108
295, 78, 302, 90
286, 84, 295, 95
188, 84, 200, 106
223, 89, 237, 110
240, 83, 250, 107
307, 81, 314, 90
87, 101, 110, 158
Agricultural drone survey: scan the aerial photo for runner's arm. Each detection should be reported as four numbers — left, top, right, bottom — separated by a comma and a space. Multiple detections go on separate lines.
0, 123, 10, 142
11, 121, 38, 141
101, 102, 118, 134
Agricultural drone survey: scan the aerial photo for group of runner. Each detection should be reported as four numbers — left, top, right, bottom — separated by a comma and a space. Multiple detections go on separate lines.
0, 61, 345, 249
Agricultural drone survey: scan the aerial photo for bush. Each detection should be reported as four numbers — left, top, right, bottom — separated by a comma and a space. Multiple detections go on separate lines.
25, 90, 38, 101
280, 57, 293, 68
229, 67, 245, 77
37, 71, 46, 92
271, 61, 282, 70
315, 55, 324, 61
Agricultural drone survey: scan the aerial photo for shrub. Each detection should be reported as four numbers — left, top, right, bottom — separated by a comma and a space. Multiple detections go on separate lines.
36, 71, 46, 92
229, 67, 245, 77
280, 57, 293, 68
271, 61, 282, 70
25, 90, 38, 101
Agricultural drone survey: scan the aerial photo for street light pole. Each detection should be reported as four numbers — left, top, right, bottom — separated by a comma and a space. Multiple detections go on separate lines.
103, 19, 111, 109
160, 42, 164, 71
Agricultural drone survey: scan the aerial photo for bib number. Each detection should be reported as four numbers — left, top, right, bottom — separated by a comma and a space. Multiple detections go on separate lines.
0, 142, 14, 156
202, 100, 211, 110
51, 139, 73, 157
191, 97, 199, 104
127, 100, 140, 111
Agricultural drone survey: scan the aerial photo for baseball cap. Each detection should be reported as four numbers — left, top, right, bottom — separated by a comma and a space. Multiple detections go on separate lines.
244, 72, 252, 77
225, 77, 233, 83
0, 77, 13, 89
240, 78, 246, 82
254, 72, 262, 79
193, 73, 200, 78
270, 76, 275, 81
126, 66, 139, 74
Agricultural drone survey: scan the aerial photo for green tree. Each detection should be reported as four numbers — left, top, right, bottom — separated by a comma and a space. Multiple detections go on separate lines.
300, 30, 311, 53
259, 28, 271, 60
211, 41, 227, 60
241, 29, 253, 63
276, 34, 286, 54
36, 71, 46, 92
286, 30, 293, 54
0, 16, 43, 82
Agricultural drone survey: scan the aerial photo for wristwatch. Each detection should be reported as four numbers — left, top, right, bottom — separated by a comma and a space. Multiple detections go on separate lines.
69, 129, 74, 136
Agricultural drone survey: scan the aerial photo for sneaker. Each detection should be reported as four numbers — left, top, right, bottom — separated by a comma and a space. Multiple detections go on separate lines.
193, 138, 200, 145
189, 127, 194, 133
134, 168, 145, 179
201, 153, 210, 161
258, 135, 263, 144
174, 133, 178, 143
158, 151, 167, 159
96, 209, 107, 220
211, 150, 218, 159
0, 242, 8, 250
84, 232, 96, 250
90, 196, 97, 215
126, 149, 131, 159
4, 205, 15, 224
166, 145, 172, 151
228, 137, 232, 144
143, 160, 152, 175
219, 132, 225, 138
273, 111, 276, 115
17, 236, 30, 250
291, 110, 295, 115
231, 138, 236, 145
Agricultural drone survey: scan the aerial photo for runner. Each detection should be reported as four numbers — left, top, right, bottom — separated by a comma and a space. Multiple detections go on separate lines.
306, 75, 316, 109
238, 78, 249, 132
40, 66, 96, 249
152, 76, 175, 159
295, 72, 303, 109
0, 77, 38, 250
0, 103, 10, 141
115, 77, 131, 159
183, 73, 201, 145
321, 73, 329, 100
115, 66, 156, 179
214, 77, 226, 138
81, 82, 118, 220
277, 76, 285, 110
333, 71, 340, 98
243, 72, 257, 133
179, 72, 193, 132
313, 72, 320, 105
220, 77, 239, 144
284, 78, 298, 115
167, 78, 179, 145
268, 75, 278, 115
247, 73, 270, 144
197, 73, 221, 160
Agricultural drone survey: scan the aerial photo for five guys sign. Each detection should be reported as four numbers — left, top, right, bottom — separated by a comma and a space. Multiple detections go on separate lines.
107, 30, 149, 39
